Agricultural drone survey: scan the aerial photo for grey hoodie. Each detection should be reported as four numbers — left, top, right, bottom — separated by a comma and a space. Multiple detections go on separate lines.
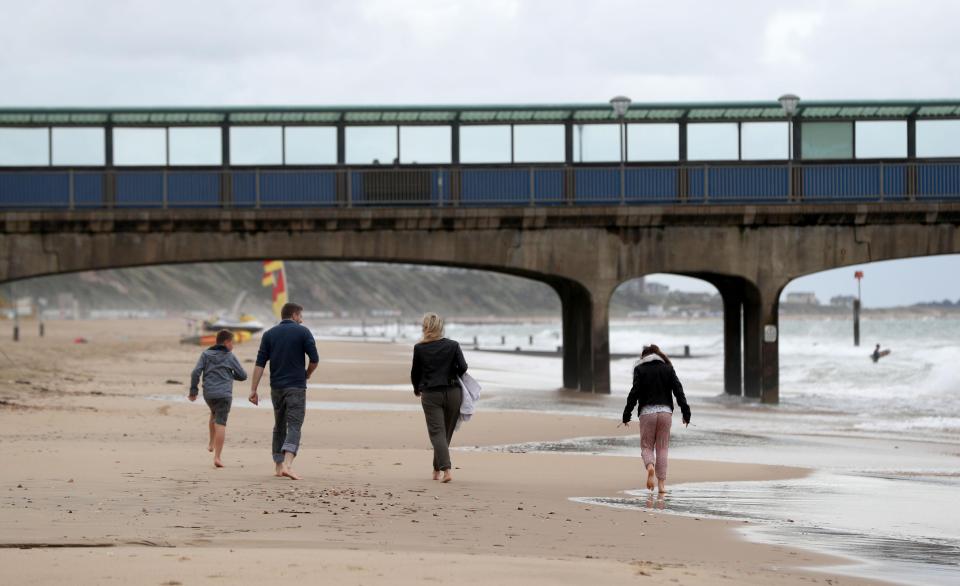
190, 345, 248, 400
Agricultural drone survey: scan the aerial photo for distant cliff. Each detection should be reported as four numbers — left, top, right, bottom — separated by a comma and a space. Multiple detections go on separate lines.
4, 263, 951, 320
1, 262, 568, 319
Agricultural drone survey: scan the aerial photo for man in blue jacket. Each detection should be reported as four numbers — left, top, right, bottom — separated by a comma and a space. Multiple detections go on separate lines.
249, 302, 319, 480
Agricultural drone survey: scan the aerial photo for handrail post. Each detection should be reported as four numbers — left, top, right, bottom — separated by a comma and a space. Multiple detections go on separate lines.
835, 163, 840, 201
162, 168, 169, 209
620, 161, 627, 205
254, 168, 261, 209
529, 166, 535, 206
346, 169, 353, 208
787, 160, 793, 202
437, 168, 444, 208
68, 169, 75, 211
878, 161, 884, 202
703, 164, 709, 203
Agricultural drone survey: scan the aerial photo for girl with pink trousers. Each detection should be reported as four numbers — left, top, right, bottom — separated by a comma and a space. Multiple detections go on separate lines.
620, 344, 691, 494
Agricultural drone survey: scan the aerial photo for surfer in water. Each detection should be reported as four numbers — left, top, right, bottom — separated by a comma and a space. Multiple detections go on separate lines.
871, 344, 891, 363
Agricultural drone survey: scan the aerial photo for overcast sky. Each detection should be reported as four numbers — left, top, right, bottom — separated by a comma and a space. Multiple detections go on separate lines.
1, 0, 958, 306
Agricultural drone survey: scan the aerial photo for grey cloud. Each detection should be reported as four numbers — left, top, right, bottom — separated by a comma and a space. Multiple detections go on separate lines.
1, 0, 958, 105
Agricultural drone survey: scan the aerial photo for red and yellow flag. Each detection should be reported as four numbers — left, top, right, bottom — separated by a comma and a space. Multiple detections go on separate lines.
262, 260, 288, 319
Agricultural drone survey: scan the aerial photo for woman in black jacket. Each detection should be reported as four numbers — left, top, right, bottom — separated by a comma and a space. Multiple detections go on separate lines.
620, 344, 691, 494
411, 313, 468, 483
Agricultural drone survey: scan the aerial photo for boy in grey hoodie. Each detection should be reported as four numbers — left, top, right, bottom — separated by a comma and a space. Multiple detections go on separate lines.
189, 330, 247, 468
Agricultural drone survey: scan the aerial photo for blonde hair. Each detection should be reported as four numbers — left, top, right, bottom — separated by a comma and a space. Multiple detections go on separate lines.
420, 312, 444, 343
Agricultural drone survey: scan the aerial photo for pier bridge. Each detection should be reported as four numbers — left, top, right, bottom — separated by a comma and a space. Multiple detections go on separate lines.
2, 100, 959, 402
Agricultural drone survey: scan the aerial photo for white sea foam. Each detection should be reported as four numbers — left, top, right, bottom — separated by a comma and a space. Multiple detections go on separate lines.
311, 316, 960, 442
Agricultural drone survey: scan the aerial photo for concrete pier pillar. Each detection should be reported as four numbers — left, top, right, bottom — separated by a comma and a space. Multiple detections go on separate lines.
760, 295, 781, 405
722, 290, 743, 396
554, 279, 612, 394
588, 289, 611, 394
559, 285, 581, 389
743, 291, 763, 400
554, 280, 591, 391
741, 282, 783, 404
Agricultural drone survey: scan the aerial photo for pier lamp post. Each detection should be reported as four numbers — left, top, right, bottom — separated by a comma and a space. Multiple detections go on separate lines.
610, 95, 631, 204
778, 93, 800, 200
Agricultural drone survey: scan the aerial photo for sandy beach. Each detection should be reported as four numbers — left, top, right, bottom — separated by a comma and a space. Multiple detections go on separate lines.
0, 319, 881, 585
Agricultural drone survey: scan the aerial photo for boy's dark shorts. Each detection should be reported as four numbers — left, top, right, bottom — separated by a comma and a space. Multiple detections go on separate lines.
204, 396, 232, 426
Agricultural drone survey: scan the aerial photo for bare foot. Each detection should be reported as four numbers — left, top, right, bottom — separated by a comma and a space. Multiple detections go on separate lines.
281, 466, 302, 480
441, 470, 453, 483
274, 463, 283, 477
646, 466, 656, 491
658, 480, 667, 495
432, 471, 441, 481
214, 458, 224, 468
207, 445, 214, 453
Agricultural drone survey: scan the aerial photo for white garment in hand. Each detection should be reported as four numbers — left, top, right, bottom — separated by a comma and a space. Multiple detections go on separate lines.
456, 373, 482, 430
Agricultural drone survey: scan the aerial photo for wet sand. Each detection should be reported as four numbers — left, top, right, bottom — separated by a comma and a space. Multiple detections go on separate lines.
0, 319, 880, 585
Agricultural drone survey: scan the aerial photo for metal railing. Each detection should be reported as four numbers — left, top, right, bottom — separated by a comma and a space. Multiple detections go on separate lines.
1, 161, 958, 210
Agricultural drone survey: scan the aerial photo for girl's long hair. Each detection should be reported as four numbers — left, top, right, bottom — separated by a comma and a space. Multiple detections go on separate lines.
419, 312, 445, 343
639, 343, 671, 365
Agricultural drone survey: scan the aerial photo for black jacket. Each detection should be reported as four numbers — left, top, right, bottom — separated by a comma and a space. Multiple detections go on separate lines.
411, 338, 468, 393
622, 359, 691, 424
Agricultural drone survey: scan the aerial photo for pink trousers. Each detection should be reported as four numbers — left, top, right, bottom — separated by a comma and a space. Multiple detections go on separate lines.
639, 412, 672, 480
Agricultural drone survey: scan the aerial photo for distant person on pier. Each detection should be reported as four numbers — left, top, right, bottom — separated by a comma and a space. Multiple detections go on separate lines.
411, 313, 468, 483
249, 302, 319, 480
620, 344, 691, 495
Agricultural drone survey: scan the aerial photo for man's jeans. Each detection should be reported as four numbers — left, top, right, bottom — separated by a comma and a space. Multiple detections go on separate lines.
271, 388, 306, 464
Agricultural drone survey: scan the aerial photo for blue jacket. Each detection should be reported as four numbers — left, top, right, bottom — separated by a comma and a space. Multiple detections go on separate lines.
190, 345, 248, 400
255, 320, 320, 390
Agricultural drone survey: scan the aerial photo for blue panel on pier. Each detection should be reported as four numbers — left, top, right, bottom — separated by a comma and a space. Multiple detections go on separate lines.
881, 164, 908, 199
574, 169, 619, 204
116, 172, 164, 207
461, 168, 528, 205
231, 171, 257, 207
261, 171, 337, 207
686, 168, 706, 203
917, 163, 960, 199
626, 168, 678, 203
706, 166, 789, 202
74, 173, 104, 208
801, 165, 882, 201
461, 168, 563, 205
167, 172, 221, 207
575, 168, 679, 204
0, 172, 70, 208
533, 169, 564, 205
